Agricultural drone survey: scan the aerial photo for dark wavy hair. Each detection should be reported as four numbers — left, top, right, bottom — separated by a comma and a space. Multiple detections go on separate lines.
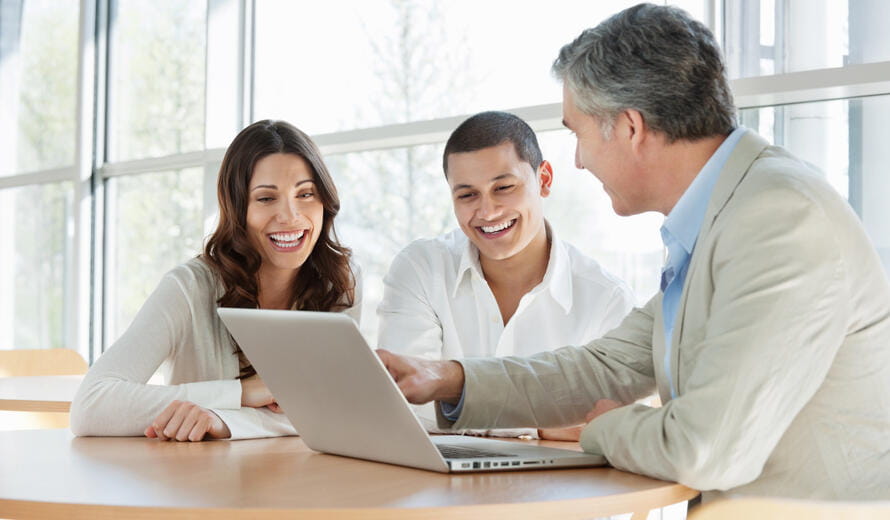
203, 120, 355, 315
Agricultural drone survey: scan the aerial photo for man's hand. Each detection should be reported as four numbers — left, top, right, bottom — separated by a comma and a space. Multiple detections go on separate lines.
376, 349, 465, 404
240, 375, 279, 409
538, 425, 585, 441
144, 400, 231, 441
538, 399, 624, 442
585, 399, 623, 422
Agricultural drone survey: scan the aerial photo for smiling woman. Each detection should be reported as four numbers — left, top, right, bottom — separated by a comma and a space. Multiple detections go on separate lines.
69, 120, 361, 443
246, 154, 324, 305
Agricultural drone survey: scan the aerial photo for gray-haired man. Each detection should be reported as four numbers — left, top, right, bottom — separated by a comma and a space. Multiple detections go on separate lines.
378, 3, 890, 501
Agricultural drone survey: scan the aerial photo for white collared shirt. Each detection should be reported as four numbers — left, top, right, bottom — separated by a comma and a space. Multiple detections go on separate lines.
377, 225, 635, 433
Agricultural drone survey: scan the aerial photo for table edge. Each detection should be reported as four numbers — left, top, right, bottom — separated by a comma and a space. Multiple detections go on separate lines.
0, 485, 699, 519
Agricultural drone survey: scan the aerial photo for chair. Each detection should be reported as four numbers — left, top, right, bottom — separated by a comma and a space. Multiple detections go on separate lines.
689, 496, 890, 520
0, 347, 88, 377
0, 348, 88, 430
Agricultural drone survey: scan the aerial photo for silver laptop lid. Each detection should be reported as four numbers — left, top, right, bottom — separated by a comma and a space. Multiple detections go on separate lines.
217, 308, 449, 472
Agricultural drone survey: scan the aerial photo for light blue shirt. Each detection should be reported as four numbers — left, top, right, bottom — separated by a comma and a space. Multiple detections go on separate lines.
660, 127, 746, 399
444, 127, 748, 420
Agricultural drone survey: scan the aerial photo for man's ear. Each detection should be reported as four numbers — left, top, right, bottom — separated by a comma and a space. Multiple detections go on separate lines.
622, 109, 648, 152
538, 160, 554, 197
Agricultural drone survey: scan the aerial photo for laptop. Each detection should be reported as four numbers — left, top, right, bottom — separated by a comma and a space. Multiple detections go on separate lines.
217, 308, 606, 473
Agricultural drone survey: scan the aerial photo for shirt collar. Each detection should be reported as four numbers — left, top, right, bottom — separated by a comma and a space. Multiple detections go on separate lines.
661, 127, 747, 256
454, 238, 483, 298
452, 222, 574, 314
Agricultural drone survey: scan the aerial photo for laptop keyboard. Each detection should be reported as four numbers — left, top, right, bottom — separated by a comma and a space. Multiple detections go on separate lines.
436, 444, 518, 459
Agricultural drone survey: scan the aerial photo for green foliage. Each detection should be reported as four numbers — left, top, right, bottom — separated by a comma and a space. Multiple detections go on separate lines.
11, 182, 71, 349
110, 0, 205, 161
108, 168, 203, 343
16, 0, 78, 172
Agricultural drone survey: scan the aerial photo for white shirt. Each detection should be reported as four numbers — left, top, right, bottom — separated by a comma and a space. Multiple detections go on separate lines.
377, 226, 634, 434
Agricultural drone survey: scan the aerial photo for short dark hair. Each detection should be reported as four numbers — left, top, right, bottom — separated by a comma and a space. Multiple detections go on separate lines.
552, 3, 736, 141
442, 111, 543, 175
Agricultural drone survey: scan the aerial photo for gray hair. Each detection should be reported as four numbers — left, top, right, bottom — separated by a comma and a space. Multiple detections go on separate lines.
552, 3, 736, 141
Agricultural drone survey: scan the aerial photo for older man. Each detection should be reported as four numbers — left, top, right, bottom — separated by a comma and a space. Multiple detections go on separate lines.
378, 3, 890, 501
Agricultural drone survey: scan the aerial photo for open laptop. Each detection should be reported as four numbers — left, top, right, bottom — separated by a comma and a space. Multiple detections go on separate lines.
217, 308, 606, 473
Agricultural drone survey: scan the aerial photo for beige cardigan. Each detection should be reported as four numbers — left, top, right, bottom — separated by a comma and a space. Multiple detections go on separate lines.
441, 131, 890, 500
71, 257, 361, 440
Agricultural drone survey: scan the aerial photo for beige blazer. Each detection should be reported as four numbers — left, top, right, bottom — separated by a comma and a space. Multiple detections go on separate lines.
443, 131, 890, 500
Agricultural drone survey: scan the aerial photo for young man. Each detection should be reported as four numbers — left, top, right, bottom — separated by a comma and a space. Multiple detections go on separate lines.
378, 5, 890, 501
377, 111, 634, 437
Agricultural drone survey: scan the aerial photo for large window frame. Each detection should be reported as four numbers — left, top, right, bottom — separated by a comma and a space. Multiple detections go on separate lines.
1, 0, 889, 361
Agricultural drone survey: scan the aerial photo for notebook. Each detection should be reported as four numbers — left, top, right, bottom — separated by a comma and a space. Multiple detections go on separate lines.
217, 308, 606, 473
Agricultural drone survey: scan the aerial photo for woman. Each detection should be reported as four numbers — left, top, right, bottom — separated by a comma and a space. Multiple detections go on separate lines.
71, 120, 360, 441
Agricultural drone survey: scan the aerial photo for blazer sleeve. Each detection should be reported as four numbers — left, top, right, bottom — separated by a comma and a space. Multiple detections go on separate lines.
441, 295, 658, 430
581, 185, 848, 491
70, 271, 242, 437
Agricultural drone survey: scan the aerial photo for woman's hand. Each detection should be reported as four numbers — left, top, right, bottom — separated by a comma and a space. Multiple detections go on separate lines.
240, 375, 281, 410
144, 400, 231, 441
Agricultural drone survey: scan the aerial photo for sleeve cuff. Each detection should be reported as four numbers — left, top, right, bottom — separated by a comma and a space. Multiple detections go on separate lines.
182, 379, 242, 409
213, 407, 298, 440
439, 384, 466, 421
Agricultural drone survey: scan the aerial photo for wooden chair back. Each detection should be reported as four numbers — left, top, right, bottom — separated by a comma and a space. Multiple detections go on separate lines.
0, 348, 88, 377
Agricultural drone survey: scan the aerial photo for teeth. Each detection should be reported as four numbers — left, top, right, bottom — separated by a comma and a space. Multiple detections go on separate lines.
270, 231, 305, 242
481, 220, 515, 234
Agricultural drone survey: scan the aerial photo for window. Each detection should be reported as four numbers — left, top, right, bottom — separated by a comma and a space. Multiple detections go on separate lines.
0, 182, 73, 349
724, 0, 890, 79
539, 131, 663, 302
104, 169, 204, 344
330, 142, 454, 338
254, 0, 646, 135
100, 0, 210, 348
3, 0, 889, 361
0, 0, 80, 353
107, 0, 206, 162
0, 0, 79, 175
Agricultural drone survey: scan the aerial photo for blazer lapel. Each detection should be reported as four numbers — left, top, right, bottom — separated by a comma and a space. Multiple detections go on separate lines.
670, 130, 771, 394
651, 292, 672, 402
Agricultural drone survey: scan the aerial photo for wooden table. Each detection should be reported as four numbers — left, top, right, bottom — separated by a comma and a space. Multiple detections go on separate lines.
0, 375, 83, 412
0, 429, 697, 519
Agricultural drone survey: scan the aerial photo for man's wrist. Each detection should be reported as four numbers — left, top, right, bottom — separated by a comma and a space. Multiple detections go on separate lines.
435, 360, 465, 404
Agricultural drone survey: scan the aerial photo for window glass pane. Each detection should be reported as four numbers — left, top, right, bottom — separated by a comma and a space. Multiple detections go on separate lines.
255, 0, 673, 135
0, 182, 73, 349
0, 0, 78, 174
107, 0, 206, 162
724, 0, 890, 79
105, 169, 204, 346
330, 143, 455, 340
540, 131, 663, 303
739, 95, 890, 274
